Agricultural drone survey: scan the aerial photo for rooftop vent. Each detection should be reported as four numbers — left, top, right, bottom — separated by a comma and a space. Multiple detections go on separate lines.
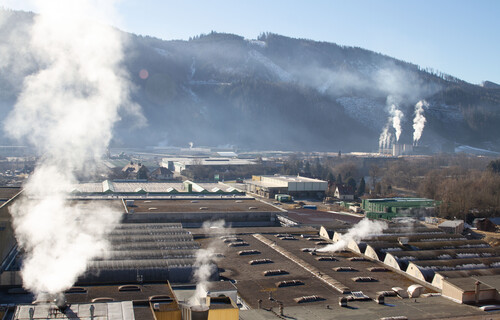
248, 206, 258, 210
91, 297, 115, 303
378, 291, 397, 297
191, 200, 199, 203
348, 257, 367, 261
263, 269, 289, 276
199, 207, 209, 210
228, 242, 249, 247
148, 207, 157, 210
352, 277, 378, 282
65, 287, 87, 294
301, 248, 315, 252
276, 280, 304, 288
317, 257, 337, 261
249, 259, 273, 265
315, 241, 329, 246
238, 250, 261, 256
334, 267, 358, 272
275, 233, 291, 238
280, 236, 297, 241
149, 295, 174, 303
118, 285, 141, 292
368, 267, 389, 272
223, 237, 242, 243
300, 234, 314, 238
349, 291, 370, 300
398, 237, 409, 245
307, 237, 323, 241
294, 295, 324, 303
235, 200, 243, 203
380, 317, 408, 320
392, 287, 409, 299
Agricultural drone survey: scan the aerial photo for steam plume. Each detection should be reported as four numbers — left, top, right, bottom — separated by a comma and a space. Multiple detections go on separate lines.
389, 103, 404, 142
412, 100, 428, 145
318, 218, 387, 253
189, 220, 227, 306
3, 1, 139, 296
378, 124, 392, 150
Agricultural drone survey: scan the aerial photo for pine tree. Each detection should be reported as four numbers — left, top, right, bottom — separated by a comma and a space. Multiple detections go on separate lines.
357, 177, 366, 196
346, 177, 356, 191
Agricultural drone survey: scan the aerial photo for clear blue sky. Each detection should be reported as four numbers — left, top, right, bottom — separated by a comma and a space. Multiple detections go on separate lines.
5, 0, 500, 84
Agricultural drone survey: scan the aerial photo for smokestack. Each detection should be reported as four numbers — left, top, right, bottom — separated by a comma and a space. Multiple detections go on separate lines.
475, 281, 481, 305
190, 305, 209, 320
55, 294, 68, 313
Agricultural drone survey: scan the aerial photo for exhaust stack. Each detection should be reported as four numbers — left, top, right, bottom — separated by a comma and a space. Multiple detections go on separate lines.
55, 294, 69, 314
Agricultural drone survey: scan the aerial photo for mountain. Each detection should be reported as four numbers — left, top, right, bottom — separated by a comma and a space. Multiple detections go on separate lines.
2, 9, 500, 152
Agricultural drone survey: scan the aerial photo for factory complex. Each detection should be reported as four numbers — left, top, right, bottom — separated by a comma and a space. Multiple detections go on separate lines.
0, 178, 499, 320
322, 224, 500, 305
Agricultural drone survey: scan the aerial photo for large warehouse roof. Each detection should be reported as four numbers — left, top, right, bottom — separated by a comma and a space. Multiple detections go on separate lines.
71, 181, 242, 195
74, 222, 206, 285
128, 198, 281, 214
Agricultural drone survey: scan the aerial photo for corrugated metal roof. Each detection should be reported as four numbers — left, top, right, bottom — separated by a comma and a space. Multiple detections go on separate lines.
111, 241, 200, 251
435, 268, 500, 279
14, 301, 135, 320
410, 256, 500, 269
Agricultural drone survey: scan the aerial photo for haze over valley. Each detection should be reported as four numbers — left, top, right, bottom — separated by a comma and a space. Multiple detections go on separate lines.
1, 9, 500, 152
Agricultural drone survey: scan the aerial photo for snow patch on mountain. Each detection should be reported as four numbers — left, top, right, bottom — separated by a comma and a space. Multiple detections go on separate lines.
336, 97, 386, 130
248, 50, 293, 82
154, 47, 171, 58
247, 39, 266, 47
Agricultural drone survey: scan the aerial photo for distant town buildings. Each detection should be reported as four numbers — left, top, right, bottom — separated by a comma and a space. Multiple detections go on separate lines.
161, 157, 257, 174
334, 185, 355, 200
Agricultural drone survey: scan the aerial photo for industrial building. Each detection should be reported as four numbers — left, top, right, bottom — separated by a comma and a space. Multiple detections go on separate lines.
329, 222, 500, 305
0, 223, 209, 287
9, 281, 240, 320
161, 157, 257, 174
1, 182, 500, 319
245, 175, 328, 199
122, 198, 282, 227
362, 197, 438, 220
71, 180, 243, 196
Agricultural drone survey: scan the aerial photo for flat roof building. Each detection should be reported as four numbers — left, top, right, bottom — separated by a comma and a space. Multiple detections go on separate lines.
362, 198, 438, 220
245, 175, 327, 199
162, 157, 257, 173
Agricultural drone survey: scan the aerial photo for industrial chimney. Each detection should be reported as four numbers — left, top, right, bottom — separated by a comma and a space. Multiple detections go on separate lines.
55, 294, 69, 313
190, 305, 209, 320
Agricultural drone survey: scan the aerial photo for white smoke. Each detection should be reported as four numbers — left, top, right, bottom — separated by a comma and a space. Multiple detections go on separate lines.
318, 218, 388, 253
378, 124, 392, 150
413, 100, 428, 145
3, 0, 141, 296
188, 220, 227, 307
378, 96, 404, 150
387, 96, 404, 142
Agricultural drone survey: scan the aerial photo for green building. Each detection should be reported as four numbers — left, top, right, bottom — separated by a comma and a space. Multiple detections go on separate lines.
363, 197, 439, 220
